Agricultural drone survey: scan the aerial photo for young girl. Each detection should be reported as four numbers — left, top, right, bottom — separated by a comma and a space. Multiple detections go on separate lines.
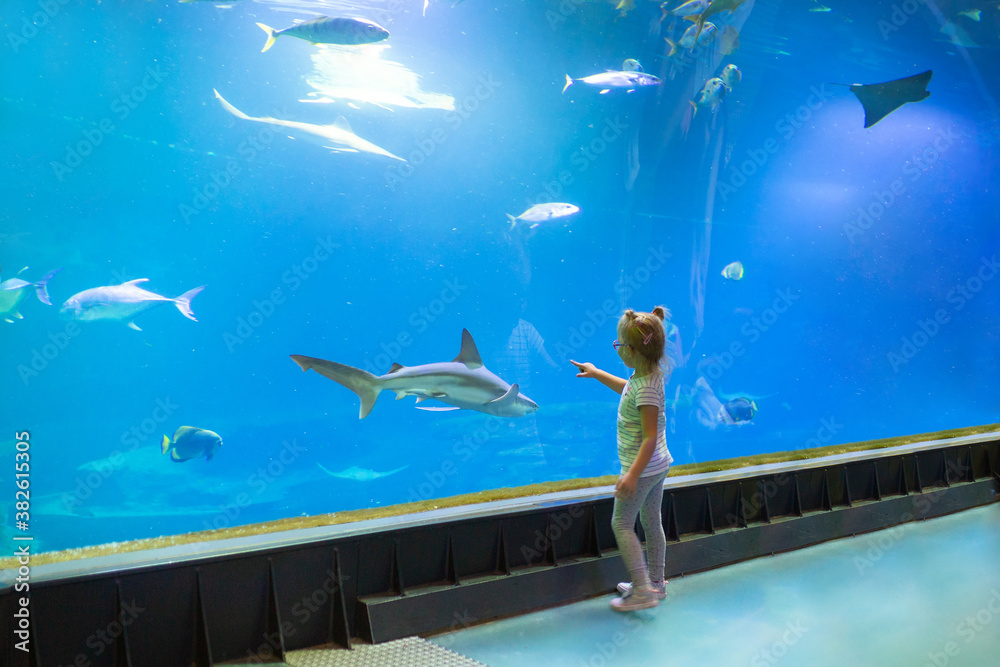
571, 306, 673, 611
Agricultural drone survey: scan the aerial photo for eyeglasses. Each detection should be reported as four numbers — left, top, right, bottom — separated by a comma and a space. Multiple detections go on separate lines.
612, 340, 631, 351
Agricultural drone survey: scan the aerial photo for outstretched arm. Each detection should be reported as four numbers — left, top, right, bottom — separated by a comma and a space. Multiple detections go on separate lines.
570, 360, 626, 394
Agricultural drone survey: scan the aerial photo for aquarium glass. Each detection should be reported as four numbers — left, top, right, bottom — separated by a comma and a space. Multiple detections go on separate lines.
1, 0, 997, 553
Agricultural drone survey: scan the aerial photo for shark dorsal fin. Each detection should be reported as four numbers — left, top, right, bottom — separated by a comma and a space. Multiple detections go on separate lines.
488, 383, 520, 405
453, 329, 483, 369
388, 363, 405, 373
332, 116, 353, 133
123, 278, 149, 286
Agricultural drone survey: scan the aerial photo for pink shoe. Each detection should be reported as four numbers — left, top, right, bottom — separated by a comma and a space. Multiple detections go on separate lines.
610, 587, 659, 612
617, 581, 668, 599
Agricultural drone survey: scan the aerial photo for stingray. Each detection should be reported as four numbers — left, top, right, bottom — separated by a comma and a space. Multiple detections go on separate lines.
841, 70, 932, 128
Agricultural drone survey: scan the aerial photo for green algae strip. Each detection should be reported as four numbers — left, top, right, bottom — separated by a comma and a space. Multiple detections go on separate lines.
4, 423, 997, 570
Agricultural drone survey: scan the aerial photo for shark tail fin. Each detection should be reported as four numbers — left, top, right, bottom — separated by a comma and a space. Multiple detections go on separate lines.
33, 268, 61, 305
174, 285, 206, 322
290, 355, 381, 419
257, 23, 278, 52
562, 75, 573, 94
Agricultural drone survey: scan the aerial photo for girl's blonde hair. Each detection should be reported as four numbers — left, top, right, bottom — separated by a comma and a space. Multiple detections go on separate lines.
617, 306, 670, 373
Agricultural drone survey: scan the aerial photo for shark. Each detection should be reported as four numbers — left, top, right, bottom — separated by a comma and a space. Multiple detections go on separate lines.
213, 89, 406, 162
318, 463, 408, 481
291, 329, 539, 419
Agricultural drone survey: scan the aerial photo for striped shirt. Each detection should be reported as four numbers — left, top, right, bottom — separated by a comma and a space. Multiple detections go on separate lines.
616, 371, 673, 477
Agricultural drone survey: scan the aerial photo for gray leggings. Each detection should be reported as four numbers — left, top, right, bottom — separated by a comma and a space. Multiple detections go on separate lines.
611, 468, 669, 589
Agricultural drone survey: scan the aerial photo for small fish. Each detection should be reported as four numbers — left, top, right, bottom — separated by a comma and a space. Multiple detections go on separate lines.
0, 267, 60, 323
718, 397, 757, 425
666, 21, 717, 56
690, 76, 729, 115
721, 260, 744, 280
506, 203, 580, 229
256, 17, 389, 53
809, 5, 832, 12
61, 278, 205, 331
622, 58, 643, 72
671, 0, 710, 16
161, 426, 223, 462
616, 0, 636, 14
720, 64, 742, 89
958, 9, 981, 21
719, 25, 740, 55
318, 463, 408, 481
563, 70, 662, 94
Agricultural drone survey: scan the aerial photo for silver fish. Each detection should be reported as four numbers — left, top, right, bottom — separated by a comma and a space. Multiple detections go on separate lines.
690, 76, 729, 115
666, 21, 717, 56
671, 0, 709, 16
214, 89, 405, 162
0, 267, 60, 323
60, 278, 205, 331
563, 70, 662, 94
161, 426, 223, 462
720, 64, 742, 89
291, 329, 539, 419
506, 203, 580, 229
256, 17, 389, 52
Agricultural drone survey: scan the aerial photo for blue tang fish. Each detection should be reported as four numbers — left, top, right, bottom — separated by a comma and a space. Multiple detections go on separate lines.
161, 426, 223, 462
719, 398, 757, 425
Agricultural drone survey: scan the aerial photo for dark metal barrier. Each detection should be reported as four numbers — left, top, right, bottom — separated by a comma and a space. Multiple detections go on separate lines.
3, 436, 998, 666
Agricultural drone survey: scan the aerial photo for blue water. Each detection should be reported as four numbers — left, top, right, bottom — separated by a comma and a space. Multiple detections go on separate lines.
1, 0, 997, 553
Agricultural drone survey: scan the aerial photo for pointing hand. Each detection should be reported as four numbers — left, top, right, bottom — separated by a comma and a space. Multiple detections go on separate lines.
570, 360, 597, 378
